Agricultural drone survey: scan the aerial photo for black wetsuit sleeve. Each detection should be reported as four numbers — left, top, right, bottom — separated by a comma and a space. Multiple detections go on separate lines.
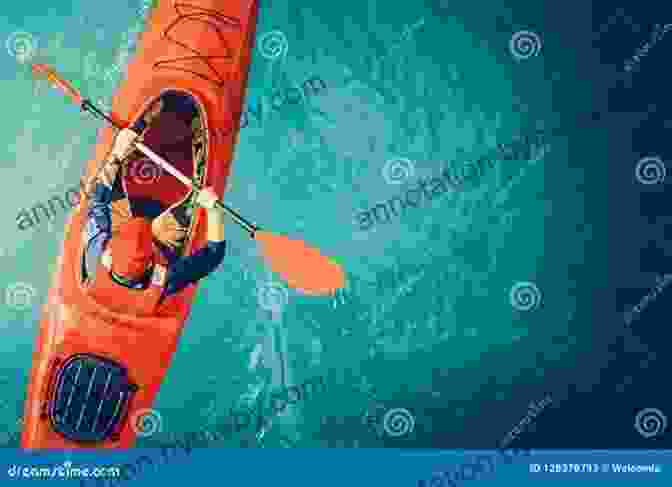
163, 240, 227, 295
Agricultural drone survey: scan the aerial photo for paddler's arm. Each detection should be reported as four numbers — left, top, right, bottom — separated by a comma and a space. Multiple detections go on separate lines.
162, 188, 227, 296
82, 129, 140, 280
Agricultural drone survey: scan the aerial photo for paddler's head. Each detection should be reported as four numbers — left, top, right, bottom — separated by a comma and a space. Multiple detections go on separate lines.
110, 217, 155, 281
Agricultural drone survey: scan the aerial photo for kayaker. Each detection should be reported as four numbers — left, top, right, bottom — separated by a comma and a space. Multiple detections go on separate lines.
81, 125, 227, 314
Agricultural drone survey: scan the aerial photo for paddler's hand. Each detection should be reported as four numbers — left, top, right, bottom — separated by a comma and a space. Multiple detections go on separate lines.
152, 211, 187, 250
110, 128, 140, 162
195, 186, 219, 210
197, 186, 226, 242
144, 99, 163, 125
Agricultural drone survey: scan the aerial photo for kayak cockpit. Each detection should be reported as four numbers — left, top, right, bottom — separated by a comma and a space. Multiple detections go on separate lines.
121, 90, 209, 252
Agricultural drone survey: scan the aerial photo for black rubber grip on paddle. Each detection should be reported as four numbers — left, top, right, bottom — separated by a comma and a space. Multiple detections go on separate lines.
81, 99, 120, 129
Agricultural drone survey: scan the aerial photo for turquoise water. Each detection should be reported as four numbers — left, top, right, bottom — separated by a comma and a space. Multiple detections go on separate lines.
0, 0, 611, 450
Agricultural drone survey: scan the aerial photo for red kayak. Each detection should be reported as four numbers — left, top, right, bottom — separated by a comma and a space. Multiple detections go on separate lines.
21, 0, 259, 448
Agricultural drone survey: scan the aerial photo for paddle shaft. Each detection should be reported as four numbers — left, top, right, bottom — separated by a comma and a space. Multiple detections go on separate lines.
134, 141, 258, 235
80, 99, 259, 237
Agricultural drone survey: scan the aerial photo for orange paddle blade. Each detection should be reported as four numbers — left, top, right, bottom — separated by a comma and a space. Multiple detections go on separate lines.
31, 63, 83, 105
254, 231, 345, 295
